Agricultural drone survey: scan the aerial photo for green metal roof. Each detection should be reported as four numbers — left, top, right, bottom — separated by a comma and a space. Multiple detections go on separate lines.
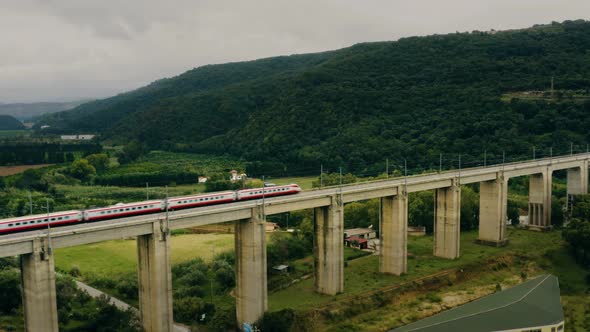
392, 274, 564, 332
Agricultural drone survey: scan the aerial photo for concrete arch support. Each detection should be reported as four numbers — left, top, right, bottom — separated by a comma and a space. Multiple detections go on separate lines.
434, 181, 461, 259
235, 207, 267, 328
380, 189, 408, 275
528, 169, 552, 230
477, 174, 509, 246
314, 196, 344, 295
20, 237, 58, 332
137, 220, 174, 332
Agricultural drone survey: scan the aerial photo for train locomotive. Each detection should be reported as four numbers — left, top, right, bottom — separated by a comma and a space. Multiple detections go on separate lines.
0, 184, 301, 235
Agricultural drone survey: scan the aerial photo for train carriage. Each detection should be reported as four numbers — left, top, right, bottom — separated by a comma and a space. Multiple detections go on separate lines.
167, 191, 236, 210
85, 200, 165, 222
236, 184, 301, 200
0, 211, 84, 234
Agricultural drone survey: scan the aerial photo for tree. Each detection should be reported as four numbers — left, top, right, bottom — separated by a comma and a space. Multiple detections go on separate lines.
0, 270, 20, 314
86, 153, 110, 172
460, 186, 479, 231
69, 158, 96, 181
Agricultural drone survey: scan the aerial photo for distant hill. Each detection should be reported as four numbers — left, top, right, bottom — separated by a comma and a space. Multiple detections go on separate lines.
0, 115, 25, 130
38, 20, 590, 174
0, 100, 92, 121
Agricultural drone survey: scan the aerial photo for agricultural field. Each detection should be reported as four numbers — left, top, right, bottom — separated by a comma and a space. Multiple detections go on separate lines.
106, 150, 244, 176
0, 164, 53, 176
0, 130, 30, 138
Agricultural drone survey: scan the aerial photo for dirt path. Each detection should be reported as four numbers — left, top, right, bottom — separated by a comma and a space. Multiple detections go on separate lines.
75, 280, 191, 332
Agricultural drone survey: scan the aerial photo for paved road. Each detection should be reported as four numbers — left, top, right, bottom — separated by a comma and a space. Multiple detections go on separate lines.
74, 280, 190, 332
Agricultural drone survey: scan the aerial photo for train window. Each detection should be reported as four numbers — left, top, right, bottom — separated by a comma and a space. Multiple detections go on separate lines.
23, 222, 28, 225
16, 223, 20, 226
51, 218, 56, 221
58, 217, 62, 220
44, 218, 48, 222
8, 224, 13, 227
132, 207, 136, 210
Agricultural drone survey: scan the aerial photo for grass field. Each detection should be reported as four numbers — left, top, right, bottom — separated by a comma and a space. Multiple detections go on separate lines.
54, 233, 235, 277
268, 228, 567, 311
272, 176, 316, 190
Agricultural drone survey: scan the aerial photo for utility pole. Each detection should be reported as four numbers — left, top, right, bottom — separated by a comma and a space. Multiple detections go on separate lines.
533, 146, 536, 160
262, 175, 266, 222
550, 76, 555, 100
320, 164, 324, 188
386, 158, 389, 178
165, 185, 170, 234
439, 153, 442, 173
404, 159, 407, 187
46, 199, 52, 255
339, 167, 343, 186
570, 142, 573, 156
502, 151, 505, 171
458, 155, 461, 182
28, 191, 33, 215
146, 182, 149, 200
484, 150, 487, 168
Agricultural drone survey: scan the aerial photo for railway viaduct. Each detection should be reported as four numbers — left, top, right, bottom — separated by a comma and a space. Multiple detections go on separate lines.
0, 153, 588, 331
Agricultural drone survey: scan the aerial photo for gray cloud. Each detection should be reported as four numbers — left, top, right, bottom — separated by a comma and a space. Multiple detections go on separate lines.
1, 0, 589, 102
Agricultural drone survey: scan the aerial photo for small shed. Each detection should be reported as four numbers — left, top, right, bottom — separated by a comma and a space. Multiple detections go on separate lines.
345, 236, 368, 250
407, 226, 426, 236
272, 265, 289, 274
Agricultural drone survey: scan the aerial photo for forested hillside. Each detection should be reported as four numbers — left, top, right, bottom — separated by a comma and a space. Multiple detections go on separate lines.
39, 20, 590, 174
0, 115, 24, 130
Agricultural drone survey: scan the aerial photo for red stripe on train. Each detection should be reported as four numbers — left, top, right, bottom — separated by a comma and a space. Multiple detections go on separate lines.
86, 208, 163, 221
0, 219, 83, 234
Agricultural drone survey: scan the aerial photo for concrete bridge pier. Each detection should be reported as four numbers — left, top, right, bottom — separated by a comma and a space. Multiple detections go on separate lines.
528, 169, 552, 230
380, 188, 408, 275
477, 174, 509, 246
137, 220, 174, 332
20, 237, 59, 332
567, 161, 588, 196
235, 207, 267, 328
433, 180, 461, 259
314, 195, 344, 295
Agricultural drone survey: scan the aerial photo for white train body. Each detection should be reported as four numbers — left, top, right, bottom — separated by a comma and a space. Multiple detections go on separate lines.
0, 184, 301, 235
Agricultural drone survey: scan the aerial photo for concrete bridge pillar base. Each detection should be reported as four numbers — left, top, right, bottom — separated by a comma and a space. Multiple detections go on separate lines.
380, 189, 408, 275
528, 169, 552, 230
235, 207, 267, 328
434, 181, 461, 259
21, 237, 58, 332
314, 196, 344, 295
137, 220, 174, 332
477, 174, 508, 246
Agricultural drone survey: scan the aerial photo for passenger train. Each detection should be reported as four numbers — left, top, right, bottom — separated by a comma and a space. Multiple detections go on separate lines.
0, 184, 302, 235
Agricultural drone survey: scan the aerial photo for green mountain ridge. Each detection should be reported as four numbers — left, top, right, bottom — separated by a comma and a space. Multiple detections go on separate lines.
0, 101, 91, 121
0, 115, 25, 130
39, 20, 590, 175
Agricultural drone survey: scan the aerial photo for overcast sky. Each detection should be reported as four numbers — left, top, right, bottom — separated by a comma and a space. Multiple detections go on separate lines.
1, 0, 589, 103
